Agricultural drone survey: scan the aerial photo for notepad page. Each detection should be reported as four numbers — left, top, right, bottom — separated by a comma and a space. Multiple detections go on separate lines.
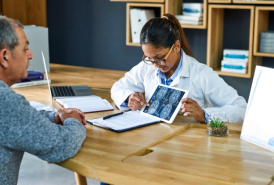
63, 99, 113, 112
89, 110, 160, 130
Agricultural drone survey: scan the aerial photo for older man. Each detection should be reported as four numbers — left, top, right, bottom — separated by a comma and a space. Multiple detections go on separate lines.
0, 16, 87, 185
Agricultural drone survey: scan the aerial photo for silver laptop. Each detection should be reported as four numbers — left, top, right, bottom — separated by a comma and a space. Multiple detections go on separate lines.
41, 51, 93, 99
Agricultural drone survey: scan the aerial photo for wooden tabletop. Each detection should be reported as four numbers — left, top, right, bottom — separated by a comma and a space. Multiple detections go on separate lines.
14, 64, 274, 185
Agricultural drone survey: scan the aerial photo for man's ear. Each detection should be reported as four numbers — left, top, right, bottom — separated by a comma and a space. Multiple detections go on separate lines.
0, 49, 9, 69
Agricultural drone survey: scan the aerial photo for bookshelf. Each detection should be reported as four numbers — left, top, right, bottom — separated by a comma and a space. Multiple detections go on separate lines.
253, 6, 274, 57
111, 0, 274, 78
207, 5, 261, 78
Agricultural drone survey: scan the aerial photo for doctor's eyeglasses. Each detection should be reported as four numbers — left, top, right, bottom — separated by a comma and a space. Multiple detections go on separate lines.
142, 44, 174, 65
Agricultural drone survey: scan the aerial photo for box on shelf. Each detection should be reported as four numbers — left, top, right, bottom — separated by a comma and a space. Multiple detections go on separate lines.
130, 9, 155, 43
221, 49, 249, 74
182, 3, 203, 17
260, 31, 274, 40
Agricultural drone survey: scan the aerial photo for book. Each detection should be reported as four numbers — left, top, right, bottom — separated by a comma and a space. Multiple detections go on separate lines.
179, 20, 203, 25
260, 31, 274, 40
221, 60, 248, 74
182, 3, 203, 17
87, 110, 160, 133
223, 49, 249, 62
11, 79, 51, 88
56, 96, 114, 113
175, 15, 203, 21
19, 70, 44, 82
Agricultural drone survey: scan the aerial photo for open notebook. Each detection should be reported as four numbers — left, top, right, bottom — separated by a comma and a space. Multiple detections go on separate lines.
56, 96, 114, 113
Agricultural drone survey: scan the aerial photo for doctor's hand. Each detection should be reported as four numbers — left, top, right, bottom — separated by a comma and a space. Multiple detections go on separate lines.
128, 93, 149, 111
181, 98, 205, 123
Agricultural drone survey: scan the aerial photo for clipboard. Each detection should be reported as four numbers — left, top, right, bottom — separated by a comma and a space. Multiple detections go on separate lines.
87, 110, 160, 133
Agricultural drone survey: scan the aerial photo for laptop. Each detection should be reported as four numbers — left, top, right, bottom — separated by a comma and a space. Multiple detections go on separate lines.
41, 51, 93, 99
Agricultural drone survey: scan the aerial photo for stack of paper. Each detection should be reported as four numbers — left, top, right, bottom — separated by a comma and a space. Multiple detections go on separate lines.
259, 31, 274, 53
177, 3, 203, 25
56, 96, 114, 113
221, 49, 249, 74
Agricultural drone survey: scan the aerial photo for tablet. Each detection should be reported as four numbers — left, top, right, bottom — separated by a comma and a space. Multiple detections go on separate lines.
140, 84, 189, 124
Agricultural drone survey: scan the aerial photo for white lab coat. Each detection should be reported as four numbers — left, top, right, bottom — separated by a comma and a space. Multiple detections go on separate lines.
111, 51, 247, 124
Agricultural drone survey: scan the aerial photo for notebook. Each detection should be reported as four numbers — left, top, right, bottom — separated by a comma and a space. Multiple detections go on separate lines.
41, 51, 93, 99
56, 96, 114, 113
88, 110, 160, 133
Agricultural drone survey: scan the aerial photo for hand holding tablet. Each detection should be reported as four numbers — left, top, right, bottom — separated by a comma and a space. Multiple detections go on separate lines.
140, 84, 189, 124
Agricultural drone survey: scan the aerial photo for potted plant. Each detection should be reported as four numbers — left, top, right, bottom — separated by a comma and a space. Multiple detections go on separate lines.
207, 112, 229, 137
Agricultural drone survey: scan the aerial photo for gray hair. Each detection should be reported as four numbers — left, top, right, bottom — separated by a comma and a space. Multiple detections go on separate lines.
0, 16, 24, 53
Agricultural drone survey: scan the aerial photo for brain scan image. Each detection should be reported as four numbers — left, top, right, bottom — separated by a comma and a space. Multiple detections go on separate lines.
156, 87, 168, 100
160, 104, 172, 119
148, 100, 160, 114
169, 91, 181, 104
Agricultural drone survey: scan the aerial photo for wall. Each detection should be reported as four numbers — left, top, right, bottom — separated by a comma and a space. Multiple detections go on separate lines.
47, 0, 274, 101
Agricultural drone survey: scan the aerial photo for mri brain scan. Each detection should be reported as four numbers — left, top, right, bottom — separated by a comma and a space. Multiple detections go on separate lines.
156, 87, 168, 100
148, 100, 160, 114
169, 91, 181, 104
160, 104, 172, 119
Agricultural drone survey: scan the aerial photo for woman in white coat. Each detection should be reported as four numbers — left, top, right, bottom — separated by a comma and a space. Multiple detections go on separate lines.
111, 13, 247, 124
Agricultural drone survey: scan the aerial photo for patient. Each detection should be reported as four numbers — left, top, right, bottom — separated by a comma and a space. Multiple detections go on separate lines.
0, 16, 86, 185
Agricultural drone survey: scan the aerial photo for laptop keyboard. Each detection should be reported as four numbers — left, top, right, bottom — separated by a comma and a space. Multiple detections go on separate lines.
53, 86, 75, 97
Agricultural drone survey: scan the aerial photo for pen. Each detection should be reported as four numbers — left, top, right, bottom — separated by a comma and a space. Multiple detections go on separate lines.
103, 112, 123, 120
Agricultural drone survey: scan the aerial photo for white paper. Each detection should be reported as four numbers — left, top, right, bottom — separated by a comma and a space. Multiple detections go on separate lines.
56, 96, 113, 113
241, 66, 274, 152
88, 110, 160, 131
29, 101, 54, 111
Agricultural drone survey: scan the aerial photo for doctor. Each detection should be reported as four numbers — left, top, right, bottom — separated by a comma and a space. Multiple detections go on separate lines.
111, 13, 247, 124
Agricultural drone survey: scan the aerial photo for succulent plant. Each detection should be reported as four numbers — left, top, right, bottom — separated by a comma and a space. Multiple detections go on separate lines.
209, 117, 225, 127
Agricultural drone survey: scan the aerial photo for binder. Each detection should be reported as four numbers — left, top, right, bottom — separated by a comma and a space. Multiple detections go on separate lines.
87, 110, 160, 133
130, 9, 155, 43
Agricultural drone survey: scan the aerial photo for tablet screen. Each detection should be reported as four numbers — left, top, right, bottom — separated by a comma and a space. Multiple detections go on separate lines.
142, 85, 186, 121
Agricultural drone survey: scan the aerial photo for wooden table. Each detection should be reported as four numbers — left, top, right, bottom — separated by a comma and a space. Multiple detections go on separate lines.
14, 64, 274, 185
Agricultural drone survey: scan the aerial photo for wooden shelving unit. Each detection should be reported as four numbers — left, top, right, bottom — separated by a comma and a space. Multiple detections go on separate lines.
112, 0, 274, 78
253, 6, 274, 57
233, 0, 274, 4
208, 0, 232, 4
111, 0, 164, 2
126, 3, 165, 46
207, 5, 261, 78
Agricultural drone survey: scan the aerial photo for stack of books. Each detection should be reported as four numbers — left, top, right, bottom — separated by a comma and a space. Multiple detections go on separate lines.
176, 3, 203, 25
221, 49, 249, 74
11, 71, 50, 88
259, 31, 274, 53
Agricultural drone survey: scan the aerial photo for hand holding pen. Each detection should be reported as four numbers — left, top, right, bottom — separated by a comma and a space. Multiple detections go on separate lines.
127, 93, 149, 111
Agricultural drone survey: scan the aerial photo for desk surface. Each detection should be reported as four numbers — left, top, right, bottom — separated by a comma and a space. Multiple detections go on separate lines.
14, 64, 274, 185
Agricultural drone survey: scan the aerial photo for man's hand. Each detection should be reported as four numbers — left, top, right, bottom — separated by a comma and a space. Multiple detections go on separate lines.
181, 98, 205, 122
128, 93, 149, 111
54, 108, 87, 126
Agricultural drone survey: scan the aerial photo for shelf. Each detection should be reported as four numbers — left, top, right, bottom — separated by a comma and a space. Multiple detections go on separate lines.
126, 3, 165, 46
208, 0, 232, 4
253, 6, 274, 57
233, 0, 274, 4
207, 4, 262, 78
111, 0, 164, 2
